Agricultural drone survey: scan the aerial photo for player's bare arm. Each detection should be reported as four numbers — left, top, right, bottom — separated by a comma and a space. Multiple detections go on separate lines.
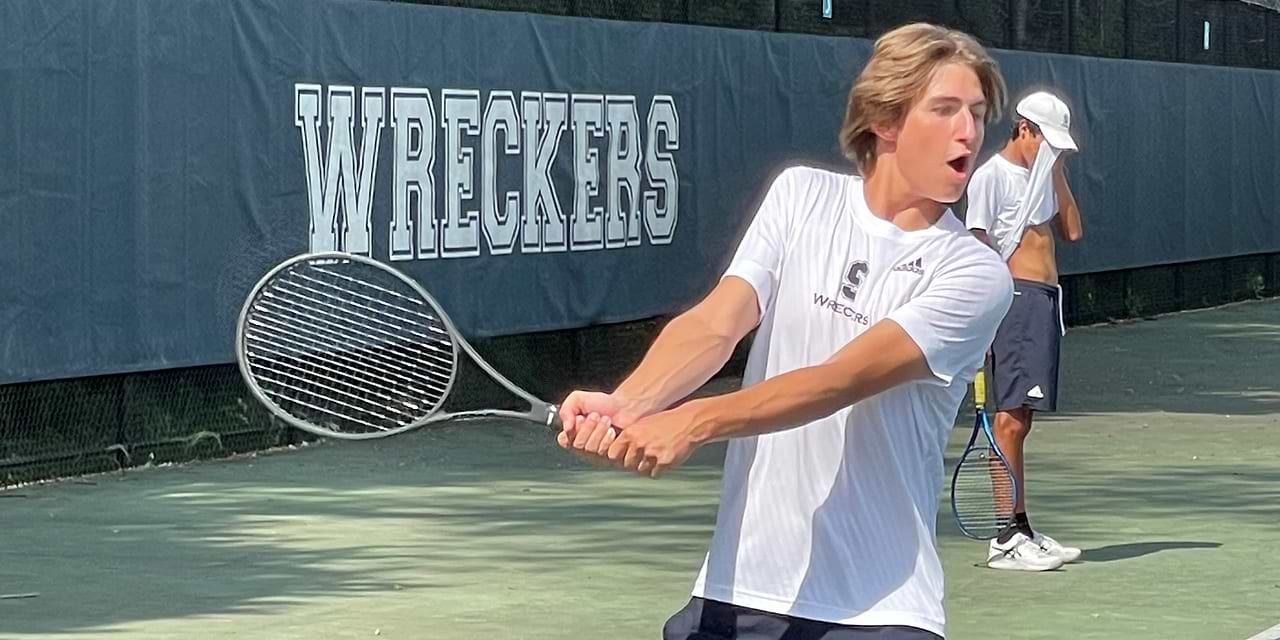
1051, 159, 1083, 242
556, 276, 760, 445
571, 318, 935, 477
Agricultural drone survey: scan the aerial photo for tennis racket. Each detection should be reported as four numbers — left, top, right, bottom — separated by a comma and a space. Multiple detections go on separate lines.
234, 251, 562, 440
950, 368, 1018, 540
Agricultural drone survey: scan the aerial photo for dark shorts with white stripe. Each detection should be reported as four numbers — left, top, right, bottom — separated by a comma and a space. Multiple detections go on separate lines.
991, 278, 1063, 413
662, 597, 943, 640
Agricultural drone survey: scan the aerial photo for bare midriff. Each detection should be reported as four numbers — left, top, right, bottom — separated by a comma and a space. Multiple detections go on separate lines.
1006, 220, 1058, 285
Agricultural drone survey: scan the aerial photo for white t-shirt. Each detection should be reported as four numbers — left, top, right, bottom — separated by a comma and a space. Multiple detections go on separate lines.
690, 166, 1012, 637
964, 147, 1060, 260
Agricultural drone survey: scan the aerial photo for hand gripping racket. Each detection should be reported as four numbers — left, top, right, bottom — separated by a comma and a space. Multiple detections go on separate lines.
235, 252, 562, 440
950, 368, 1018, 539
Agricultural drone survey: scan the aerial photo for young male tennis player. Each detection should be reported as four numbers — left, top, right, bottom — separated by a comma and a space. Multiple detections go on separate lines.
965, 89, 1084, 572
557, 23, 1014, 639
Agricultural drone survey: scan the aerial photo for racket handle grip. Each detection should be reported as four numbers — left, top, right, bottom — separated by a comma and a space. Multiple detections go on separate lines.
547, 407, 564, 431
973, 370, 987, 409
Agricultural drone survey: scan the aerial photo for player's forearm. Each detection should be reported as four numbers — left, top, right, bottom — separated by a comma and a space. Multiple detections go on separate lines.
1053, 168, 1083, 241
682, 321, 929, 444
613, 312, 743, 419
679, 364, 862, 443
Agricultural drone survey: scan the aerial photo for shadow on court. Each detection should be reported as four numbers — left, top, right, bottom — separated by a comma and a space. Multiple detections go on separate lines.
1, 471, 442, 634
0, 430, 728, 637
1077, 541, 1223, 563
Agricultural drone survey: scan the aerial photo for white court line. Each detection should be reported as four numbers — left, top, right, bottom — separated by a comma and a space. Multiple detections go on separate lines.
1246, 622, 1280, 640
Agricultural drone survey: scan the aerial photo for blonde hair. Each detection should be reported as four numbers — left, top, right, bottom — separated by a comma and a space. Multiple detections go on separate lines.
839, 23, 1007, 175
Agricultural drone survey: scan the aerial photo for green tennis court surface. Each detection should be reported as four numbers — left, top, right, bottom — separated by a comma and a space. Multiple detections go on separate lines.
3, 299, 1278, 640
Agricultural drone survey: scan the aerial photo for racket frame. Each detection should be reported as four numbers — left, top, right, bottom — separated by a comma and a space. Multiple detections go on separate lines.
235, 251, 561, 440
949, 367, 1019, 540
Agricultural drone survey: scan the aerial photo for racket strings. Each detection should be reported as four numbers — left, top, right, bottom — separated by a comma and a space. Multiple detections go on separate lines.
250, 298, 447, 387
251, 290, 452, 408
246, 315, 445, 395
242, 260, 458, 435
271, 278, 454, 368
953, 447, 1016, 533
258, 289, 454, 378
254, 291, 448, 389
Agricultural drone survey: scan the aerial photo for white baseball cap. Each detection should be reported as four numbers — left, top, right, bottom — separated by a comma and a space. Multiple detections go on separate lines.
1016, 91, 1077, 151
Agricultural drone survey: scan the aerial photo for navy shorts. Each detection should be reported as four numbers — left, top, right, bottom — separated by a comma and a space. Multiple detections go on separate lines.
662, 597, 943, 640
990, 278, 1064, 413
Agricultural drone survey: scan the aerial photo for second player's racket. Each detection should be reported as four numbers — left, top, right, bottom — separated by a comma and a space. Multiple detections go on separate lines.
950, 368, 1018, 539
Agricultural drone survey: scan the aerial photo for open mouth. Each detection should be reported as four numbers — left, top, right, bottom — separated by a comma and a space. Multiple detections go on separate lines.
947, 156, 969, 175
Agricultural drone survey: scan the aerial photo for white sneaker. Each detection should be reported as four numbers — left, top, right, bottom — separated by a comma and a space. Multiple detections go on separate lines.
1033, 533, 1082, 563
987, 532, 1065, 571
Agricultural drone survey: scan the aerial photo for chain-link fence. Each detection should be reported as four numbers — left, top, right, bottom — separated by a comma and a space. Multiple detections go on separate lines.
1064, 253, 1280, 326
393, 0, 1280, 70
0, 366, 290, 487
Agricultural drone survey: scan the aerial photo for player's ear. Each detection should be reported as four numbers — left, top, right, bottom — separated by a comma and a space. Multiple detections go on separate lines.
872, 121, 900, 144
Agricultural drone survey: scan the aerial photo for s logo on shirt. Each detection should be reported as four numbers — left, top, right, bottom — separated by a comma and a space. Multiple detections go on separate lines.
840, 261, 869, 302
